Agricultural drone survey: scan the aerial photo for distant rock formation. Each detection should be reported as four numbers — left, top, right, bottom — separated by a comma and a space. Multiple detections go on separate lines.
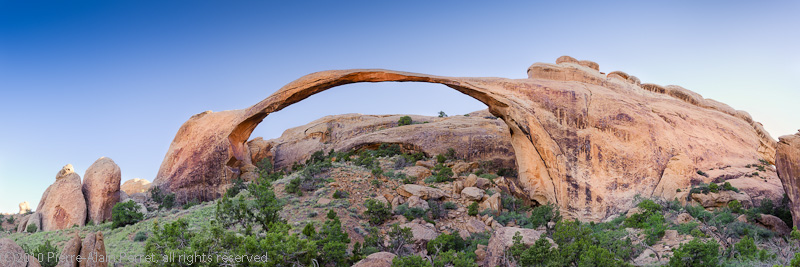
18, 201, 31, 214
248, 110, 515, 172
120, 178, 152, 195
82, 157, 121, 224
776, 131, 800, 227
37, 164, 87, 231
154, 56, 775, 221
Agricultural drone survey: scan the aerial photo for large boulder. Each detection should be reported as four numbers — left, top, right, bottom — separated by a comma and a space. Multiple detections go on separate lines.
652, 153, 694, 200
756, 214, 791, 236
153, 56, 776, 221
82, 157, 121, 224
79, 232, 107, 267
461, 187, 484, 201
37, 165, 87, 231
352, 252, 396, 267
56, 233, 82, 267
120, 178, 152, 195
399, 223, 439, 242
690, 190, 752, 209
396, 184, 446, 200
17, 212, 41, 233
0, 238, 36, 267
776, 131, 800, 227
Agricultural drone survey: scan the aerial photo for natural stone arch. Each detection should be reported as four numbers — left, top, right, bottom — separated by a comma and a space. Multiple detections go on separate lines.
154, 57, 776, 221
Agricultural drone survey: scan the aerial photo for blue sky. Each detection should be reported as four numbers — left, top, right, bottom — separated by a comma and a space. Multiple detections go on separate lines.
1, 1, 798, 213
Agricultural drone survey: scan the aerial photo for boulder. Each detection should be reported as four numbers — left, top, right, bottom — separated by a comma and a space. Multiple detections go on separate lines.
396, 184, 446, 200
399, 223, 439, 242
674, 213, 693, 224
406, 196, 429, 211
479, 193, 502, 212
37, 165, 87, 231
464, 174, 478, 188
461, 187, 484, 201
776, 131, 800, 227
153, 57, 776, 221
452, 162, 477, 175
403, 166, 432, 180
690, 190, 752, 209
352, 252, 396, 267
466, 218, 489, 233
18, 212, 41, 233
756, 214, 791, 236
19, 202, 31, 214
0, 238, 30, 267
120, 178, 152, 195
79, 232, 107, 267
483, 227, 551, 266
56, 233, 82, 267
475, 178, 491, 189
82, 157, 122, 224
452, 181, 464, 196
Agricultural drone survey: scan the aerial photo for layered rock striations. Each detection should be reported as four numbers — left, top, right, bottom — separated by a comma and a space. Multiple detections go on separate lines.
154, 56, 776, 221
249, 110, 515, 171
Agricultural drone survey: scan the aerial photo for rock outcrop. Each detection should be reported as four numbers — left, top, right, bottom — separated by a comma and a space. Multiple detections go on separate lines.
352, 252, 395, 267
251, 111, 516, 171
483, 227, 550, 267
82, 157, 121, 224
120, 178, 152, 195
0, 238, 41, 267
776, 131, 800, 227
17, 212, 41, 233
55, 232, 107, 267
154, 56, 776, 220
19, 202, 31, 214
56, 233, 82, 267
37, 165, 87, 231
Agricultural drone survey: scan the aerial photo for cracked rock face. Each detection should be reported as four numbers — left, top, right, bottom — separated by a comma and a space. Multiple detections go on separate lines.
154, 56, 775, 221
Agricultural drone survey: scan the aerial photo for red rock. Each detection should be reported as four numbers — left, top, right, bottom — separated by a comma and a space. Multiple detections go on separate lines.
776, 131, 800, 227
38, 165, 86, 231
83, 157, 121, 224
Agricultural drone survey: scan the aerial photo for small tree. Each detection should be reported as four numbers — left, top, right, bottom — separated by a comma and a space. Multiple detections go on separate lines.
364, 199, 392, 225
438, 111, 448, 118
111, 200, 144, 228
468, 202, 479, 216
668, 239, 719, 267
398, 116, 412, 126
30, 240, 59, 267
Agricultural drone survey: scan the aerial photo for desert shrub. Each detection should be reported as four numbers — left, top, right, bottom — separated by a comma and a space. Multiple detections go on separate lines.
302, 223, 316, 238
26, 223, 37, 233
685, 204, 713, 222
432, 250, 478, 267
673, 222, 699, 235
182, 198, 200, 209
708, 182, 719, 192
160, 193, 175, 209
443, 202, 457, 210
216, 173, 282, 233
436, 154, 446, 164
438, 111, 447, 118
364, 199, 392, 225
467, 202, 479, 216
28, 240, 59, 267
427, 232, 467, 255
393, 254, 431, 267
426, 164, 453, 183
111, 200, 144, 228
722, 182, 739, 193
372, 167, 383, 178
733, 236, 758, 260
502, 193, 530, 213
530, 203, 561, 228
668, 239, 719, 267
428, 200, 448, 220
333, 190, 349, 199
395, 204, 427, 221
398, 116, 412, 126
492, 211, 532, 228
723, 221, 773, 239
226, 177, 246, 197
444, 148, 457, 160
478, 173, 498, 180
497, 167, 517, 178
709, 209, 735, 227
728, 200, 743, 213
364, 224, 414, 257
624, 199, 662, 228
371, 179, 383, 188
697, 170, 708, 177
791, 226, 800, 240
134, 231, 148, 242
792, 253, 800, 267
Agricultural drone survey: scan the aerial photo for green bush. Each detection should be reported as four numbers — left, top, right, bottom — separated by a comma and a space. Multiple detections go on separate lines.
443, 202, 457, 210
672, 222, 699, 235
427, 164, 453, 183
371, 179, 383, 188
427, 232, 467, 254
393, 254, 432, 267
791, 226, 800, 240
364, 224, 414, 257
792, 253, 800, 267
728, 200, 743, 213
134, 231, 148, 242
733, 236, 758, 260
372, 167, 383, 178
432, 250, 478, 267
624, 199, 662, 228
181, 198, 200, 209
668, 239, 719, 267
530, 203, 561, 228
111, 200, 144, 228
722, 182, 739, 193
398, 116, 412, 126
436, 154, 446, 164
364, 199, 392, 225
26, 223, 37, 233
216, 173, 282, 233
438, 111, 447, 118
395, 204, 427, 221
333, 190, 349, 199
708, 182, 719, 193
467, 202, 479, 216
29, 240, 59, 267
160, 193, 175, 209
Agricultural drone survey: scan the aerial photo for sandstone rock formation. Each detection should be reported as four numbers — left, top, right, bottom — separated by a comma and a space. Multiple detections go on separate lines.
483, 227, 550, 266
82, 157, 121, 224
776, 131, 800, 227
396, 184, 446, 200
120, 178, 152, 195
352, 252, 395, 267
17, 212, 41, 233
37, 165, 87, 231
154, 56, 776, 221
56, 233, 82, 267
79, 232, 107, 267
249, 111, 515, 172
0, 238, 41, 267
19, 202, 31, 214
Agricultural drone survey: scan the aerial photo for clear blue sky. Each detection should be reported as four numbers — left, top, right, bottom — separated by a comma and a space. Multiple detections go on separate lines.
1, 1, 798, 213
